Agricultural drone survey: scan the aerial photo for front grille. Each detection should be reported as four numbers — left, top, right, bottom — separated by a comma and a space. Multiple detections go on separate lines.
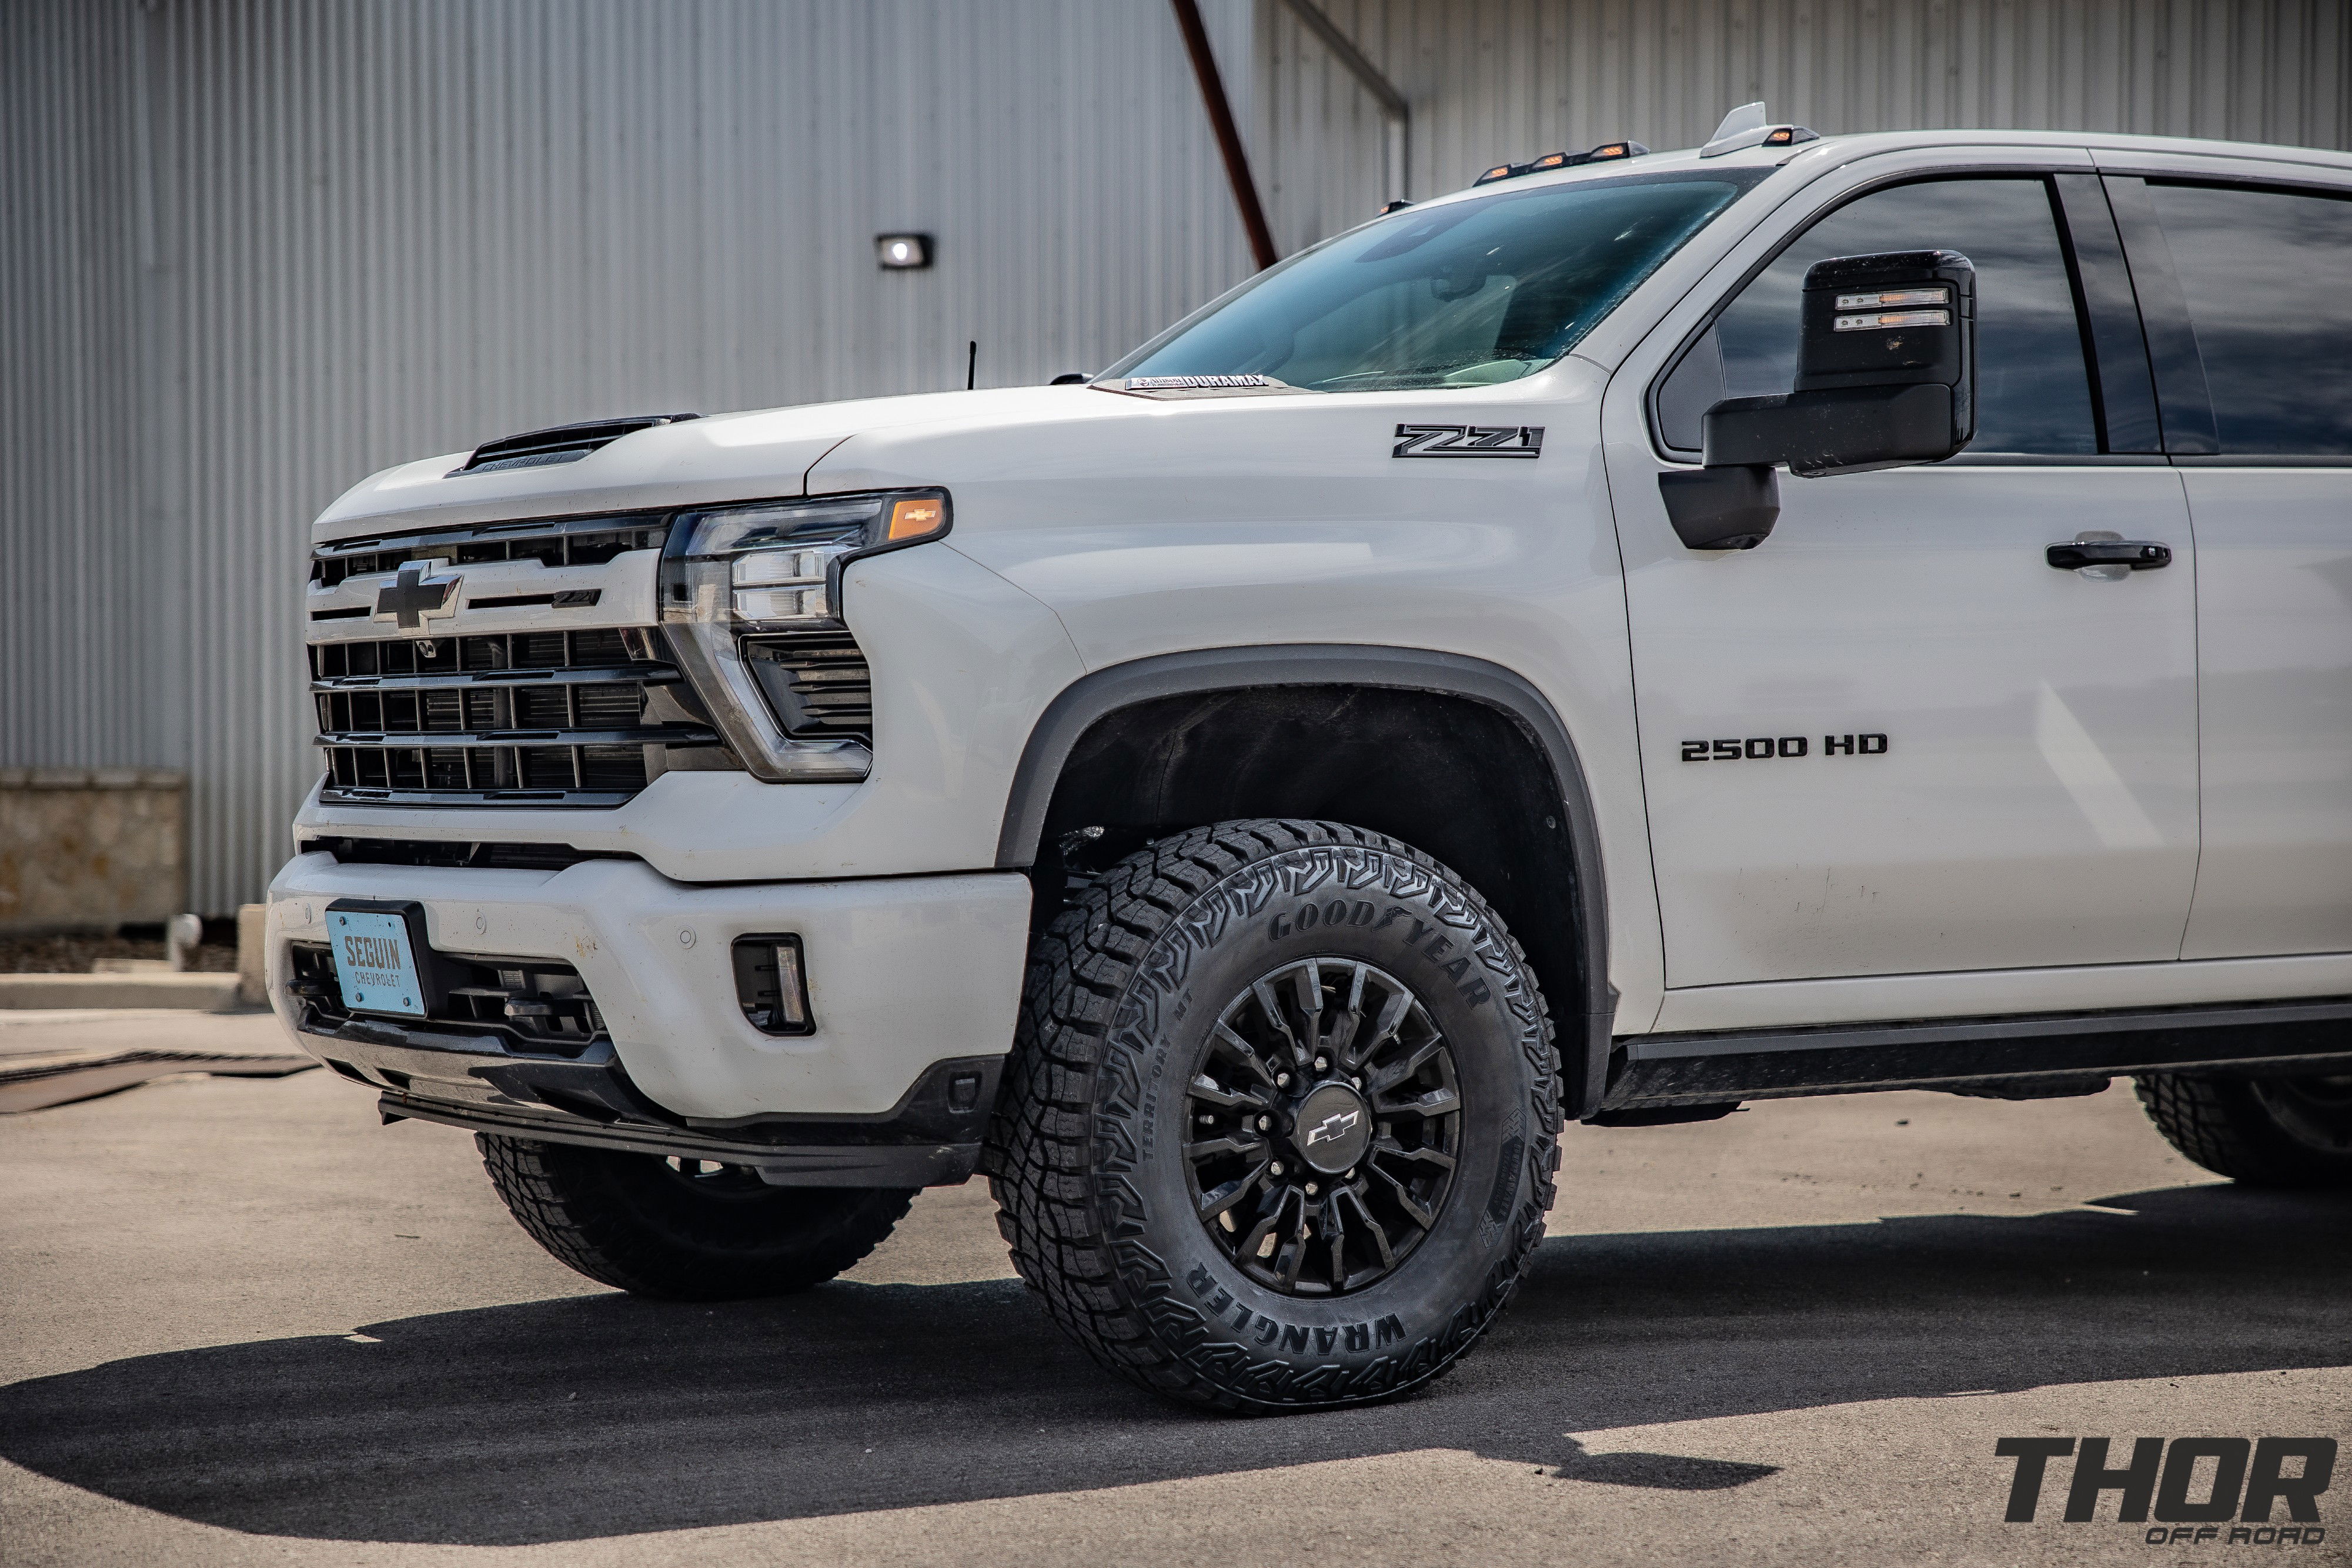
288, 941, 605, 1057
311, 515, 669, 590
312, 627, 721, 807
744, 630, 874, 744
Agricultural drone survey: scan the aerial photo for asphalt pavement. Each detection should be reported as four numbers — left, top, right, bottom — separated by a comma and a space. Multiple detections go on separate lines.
2, 1011, 2346, 1567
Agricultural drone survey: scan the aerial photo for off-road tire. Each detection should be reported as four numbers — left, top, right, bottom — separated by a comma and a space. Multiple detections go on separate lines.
987, 818, 1560, 1412
2134, 1072, 2352, 1187
477, 1134, 915, 1298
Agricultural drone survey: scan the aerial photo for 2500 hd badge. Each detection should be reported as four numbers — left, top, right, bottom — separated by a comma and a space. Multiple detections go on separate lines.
1681, 733, 1892, 760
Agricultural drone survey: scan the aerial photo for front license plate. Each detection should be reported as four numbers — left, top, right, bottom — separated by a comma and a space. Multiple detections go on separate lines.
328, 908, 427, 1018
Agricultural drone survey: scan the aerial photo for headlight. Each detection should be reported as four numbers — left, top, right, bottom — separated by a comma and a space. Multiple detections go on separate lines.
660, 489, 950, 781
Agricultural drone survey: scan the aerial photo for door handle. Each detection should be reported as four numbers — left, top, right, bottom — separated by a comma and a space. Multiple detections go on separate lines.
2046, 539, 2171, 571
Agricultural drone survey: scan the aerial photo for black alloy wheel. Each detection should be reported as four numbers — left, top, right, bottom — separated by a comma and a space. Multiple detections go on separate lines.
1187, 958, 1461, 1296
2251, 1074, 2352, 1158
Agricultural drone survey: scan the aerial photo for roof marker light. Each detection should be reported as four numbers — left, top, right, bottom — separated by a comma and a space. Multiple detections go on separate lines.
1472, 139, 1647, 189
1702, 103, 1822, 158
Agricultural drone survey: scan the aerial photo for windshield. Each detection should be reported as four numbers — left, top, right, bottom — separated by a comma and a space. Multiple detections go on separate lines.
1112, 169, 1765, 392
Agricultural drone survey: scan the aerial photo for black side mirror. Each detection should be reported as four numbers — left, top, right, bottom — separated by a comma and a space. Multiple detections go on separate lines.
1660, 249, 1977, 550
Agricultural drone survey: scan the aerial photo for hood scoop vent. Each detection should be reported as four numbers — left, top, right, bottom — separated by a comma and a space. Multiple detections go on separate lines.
453, 412, 700, 476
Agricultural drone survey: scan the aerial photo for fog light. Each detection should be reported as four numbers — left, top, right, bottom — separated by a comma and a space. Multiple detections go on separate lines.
731, 935, 812, 1035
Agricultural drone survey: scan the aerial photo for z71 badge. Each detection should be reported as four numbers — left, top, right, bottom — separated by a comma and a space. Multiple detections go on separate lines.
1392, 423, 1545, 459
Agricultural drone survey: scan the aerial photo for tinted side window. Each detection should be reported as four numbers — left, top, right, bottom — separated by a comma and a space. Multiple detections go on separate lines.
1658, 177, 2098, 455
2147, 182, 2352, 456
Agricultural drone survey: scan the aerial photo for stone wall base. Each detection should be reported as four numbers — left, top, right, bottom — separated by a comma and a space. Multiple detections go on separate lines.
0, 770, 189, 934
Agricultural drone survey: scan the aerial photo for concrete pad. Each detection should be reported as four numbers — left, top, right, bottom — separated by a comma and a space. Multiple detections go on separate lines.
1, 1059, 2345, 1566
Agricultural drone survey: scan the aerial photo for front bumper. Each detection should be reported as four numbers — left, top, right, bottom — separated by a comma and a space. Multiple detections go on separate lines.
266, 854, 1030, 1176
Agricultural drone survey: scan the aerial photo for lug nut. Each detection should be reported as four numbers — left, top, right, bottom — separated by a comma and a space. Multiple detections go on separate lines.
1343, 1168, 1356, 1181
1257, 1115, 1271, 1131
1276, 1072, 1290, 1088
1269, 1160, 1284, 1176
1351, 1076, 1362, 1089
1314, 1056, 1328, 1071
1305, 1182, 1318, 1196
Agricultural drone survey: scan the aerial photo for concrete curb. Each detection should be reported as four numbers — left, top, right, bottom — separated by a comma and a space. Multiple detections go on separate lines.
0, 974, 248, 1012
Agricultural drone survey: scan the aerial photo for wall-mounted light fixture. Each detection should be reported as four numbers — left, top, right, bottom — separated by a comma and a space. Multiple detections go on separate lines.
875, 233, 933, 270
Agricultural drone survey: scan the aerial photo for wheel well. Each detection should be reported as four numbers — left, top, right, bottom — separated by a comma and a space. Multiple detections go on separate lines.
1027, 684, 1593, 1045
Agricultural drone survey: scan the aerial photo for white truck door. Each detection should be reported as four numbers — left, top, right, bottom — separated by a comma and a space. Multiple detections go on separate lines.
2108, 170, 2352, 959
1608, 170, 2199, 989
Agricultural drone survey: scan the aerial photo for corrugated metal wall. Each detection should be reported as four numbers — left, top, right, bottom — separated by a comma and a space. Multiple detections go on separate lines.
11, 0, 2350, 912
1, 0, 1257, 912
1257, 0, 2352, 251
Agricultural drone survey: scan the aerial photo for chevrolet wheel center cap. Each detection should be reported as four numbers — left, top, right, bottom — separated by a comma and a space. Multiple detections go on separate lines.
1293, 1081, 1372, 1175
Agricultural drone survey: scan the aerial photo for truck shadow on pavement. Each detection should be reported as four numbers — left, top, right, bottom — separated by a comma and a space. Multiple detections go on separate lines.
3, 1181, 2346, 1545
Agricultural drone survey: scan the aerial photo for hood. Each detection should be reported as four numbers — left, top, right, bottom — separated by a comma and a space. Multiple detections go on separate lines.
311, 365, 1588, 548
309, 386, 1131, 544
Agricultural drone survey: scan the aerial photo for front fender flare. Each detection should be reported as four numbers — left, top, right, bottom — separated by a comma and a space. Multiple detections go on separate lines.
993, 644, 1615, 1118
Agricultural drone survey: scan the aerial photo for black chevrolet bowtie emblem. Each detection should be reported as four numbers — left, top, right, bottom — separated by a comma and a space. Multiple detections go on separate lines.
372, 560, 460, 630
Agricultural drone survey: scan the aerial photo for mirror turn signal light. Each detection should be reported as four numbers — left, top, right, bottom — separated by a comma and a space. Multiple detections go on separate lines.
1835, 286, 1951, 310
1833, 309, 1950, 331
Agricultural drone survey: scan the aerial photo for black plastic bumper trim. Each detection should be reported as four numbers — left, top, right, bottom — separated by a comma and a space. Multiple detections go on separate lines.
296, 1016, 1002, 1186
381, 1091, 979, 1188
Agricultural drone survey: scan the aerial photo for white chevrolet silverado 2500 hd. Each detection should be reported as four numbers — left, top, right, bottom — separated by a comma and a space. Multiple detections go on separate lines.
270, 116, 2352, 1411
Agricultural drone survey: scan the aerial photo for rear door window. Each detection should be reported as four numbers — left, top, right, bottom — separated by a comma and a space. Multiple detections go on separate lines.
1656, 176, 2099, 456
2145, 181, 2352, 456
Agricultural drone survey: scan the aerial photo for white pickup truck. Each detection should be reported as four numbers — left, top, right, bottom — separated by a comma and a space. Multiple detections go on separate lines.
270, 111, 2352, 1412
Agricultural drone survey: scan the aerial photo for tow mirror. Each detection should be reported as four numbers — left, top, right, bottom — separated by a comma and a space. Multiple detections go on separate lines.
1660, 249, 1977, 550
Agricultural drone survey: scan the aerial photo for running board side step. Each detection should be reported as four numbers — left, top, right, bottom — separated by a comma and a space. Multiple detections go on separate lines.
1596, 994, 2352, 1113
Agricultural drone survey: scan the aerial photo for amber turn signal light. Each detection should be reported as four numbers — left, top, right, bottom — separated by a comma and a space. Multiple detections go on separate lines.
885, 496, 947, 542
